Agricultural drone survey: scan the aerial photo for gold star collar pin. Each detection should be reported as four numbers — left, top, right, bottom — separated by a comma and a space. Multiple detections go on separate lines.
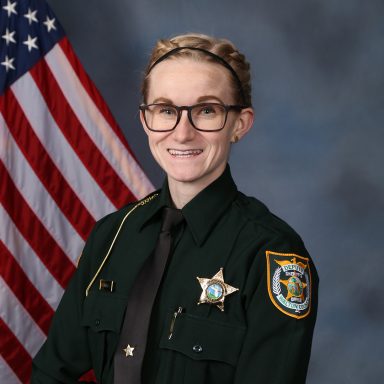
197, 268, 239, 311
123, 344, 135, 357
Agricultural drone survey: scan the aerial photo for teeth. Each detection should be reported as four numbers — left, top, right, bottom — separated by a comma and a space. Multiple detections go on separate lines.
168, 149, 202, 157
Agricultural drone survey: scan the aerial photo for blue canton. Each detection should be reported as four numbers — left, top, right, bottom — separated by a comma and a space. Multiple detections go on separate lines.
1, 0, 65, 94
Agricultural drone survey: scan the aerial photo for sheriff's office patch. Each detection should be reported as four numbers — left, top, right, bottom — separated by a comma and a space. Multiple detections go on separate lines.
266, 251, 312, 319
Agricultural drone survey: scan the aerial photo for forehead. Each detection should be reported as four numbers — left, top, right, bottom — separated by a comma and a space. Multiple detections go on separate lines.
147, 58, 235, 103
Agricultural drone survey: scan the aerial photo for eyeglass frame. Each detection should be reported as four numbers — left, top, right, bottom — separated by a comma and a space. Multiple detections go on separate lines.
139, 103, 248, 132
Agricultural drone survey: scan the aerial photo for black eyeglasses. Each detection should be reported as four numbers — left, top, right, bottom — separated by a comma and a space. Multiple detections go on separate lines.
139, 103, 247, 132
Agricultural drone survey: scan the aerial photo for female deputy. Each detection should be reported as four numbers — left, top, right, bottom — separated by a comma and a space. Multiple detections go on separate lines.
32, 33, 318, 384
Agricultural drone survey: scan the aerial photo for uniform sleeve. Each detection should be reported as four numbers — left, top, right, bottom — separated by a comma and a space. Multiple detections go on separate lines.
31, 222, 102, 384
233, 237, 319, 384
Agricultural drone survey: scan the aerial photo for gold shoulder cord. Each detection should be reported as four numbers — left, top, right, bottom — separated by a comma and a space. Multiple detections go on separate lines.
85, 193, 159, 297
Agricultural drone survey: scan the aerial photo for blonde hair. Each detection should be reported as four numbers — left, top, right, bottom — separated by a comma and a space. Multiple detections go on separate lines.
142, 33, 252, 106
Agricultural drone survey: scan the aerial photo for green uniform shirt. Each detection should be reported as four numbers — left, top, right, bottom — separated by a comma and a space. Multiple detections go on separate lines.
32, 165, 318, 384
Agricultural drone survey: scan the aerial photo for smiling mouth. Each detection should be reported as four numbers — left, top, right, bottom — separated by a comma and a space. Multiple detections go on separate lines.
168, 149, 203, 158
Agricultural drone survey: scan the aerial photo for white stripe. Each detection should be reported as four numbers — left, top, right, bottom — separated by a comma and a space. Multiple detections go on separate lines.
45, 44, 154, 199
0, 355, 22, 384
0, 205, 64, 310
0, 114, 83, 264
0, 277, 46, 357
10, 74, 117, 219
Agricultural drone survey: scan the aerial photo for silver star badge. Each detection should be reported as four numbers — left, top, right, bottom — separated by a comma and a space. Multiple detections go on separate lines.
123, 344, 135, 357
197, 268, 239, 311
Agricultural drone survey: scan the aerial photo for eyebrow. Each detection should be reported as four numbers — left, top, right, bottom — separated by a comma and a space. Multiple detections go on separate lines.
151, 97, 172, 104
197, 95, 225, 103
150, 95, 225, 105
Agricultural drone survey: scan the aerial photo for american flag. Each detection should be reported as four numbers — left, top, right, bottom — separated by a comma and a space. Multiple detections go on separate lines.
0, 0, 154, 382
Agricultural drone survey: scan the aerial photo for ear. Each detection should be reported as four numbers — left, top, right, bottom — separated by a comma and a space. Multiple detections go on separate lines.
231, 107, 254, 143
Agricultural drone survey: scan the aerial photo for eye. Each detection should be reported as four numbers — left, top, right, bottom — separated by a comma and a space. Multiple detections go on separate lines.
195, 104, 220, 117
158, 105, 176, 116
200, 104, 216, 115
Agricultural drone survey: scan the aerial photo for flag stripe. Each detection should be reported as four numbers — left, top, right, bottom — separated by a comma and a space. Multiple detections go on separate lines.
0, 355, 22, 384
0, 90, 96, 241
0, 318, 31, 384
0, 204, 64, 309
30, 57, 135, 209
0, 241, 54, 334
0, 162, 75, 288
0, 113, 85, 262
0, 277, 45, 357
0, 3, 154, 380
10, 73, 117, 219
50, 40, 154, 199
59, 38, 137, 160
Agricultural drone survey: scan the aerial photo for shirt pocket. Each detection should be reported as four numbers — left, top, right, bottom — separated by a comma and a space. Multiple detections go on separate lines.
159, 312, 246, 383
81, 293, 127, 381
82, 292, 127, 332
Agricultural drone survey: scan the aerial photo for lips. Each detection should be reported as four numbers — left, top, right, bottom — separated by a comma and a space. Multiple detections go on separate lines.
168, 149, 203, 157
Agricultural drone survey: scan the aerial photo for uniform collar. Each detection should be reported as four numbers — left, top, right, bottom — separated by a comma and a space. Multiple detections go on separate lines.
138, 165, 238, 246
182, 165, 238, 246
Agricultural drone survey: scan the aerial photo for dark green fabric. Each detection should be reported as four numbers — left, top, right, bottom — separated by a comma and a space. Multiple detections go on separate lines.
31, 165, 318, 384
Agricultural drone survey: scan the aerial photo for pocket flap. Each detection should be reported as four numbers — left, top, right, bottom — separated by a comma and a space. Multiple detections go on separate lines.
81, 293, 127, 333
160, 313, 246, 366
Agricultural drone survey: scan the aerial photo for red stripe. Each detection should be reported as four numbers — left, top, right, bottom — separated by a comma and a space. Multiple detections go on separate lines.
59, 37, 139, 162
0, 91, 96, 241
0, 161, 75, 288
0, 318, 31, 384
0, 241, 54, 335
30, 57, 135, 208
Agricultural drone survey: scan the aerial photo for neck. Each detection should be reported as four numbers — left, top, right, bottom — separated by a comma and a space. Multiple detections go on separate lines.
166, 165, 228, 209
168, 175, 221, 208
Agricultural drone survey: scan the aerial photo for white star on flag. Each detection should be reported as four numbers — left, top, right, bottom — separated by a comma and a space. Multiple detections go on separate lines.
2, 28, 17, 45
2, 0, 17, 17
23, 34, 38, 52
1, 55, 16, 72
24, 7, 38, 24
43, 16, 56, 32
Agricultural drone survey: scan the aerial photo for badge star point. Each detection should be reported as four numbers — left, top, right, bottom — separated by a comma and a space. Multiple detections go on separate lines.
1, 55, 15, 72
43, 16, 56, 32
123, 344, 135, 357
23, 35, 38, 52
3, 0, 17, 17
24, 7, 38, 24
2, 28, 16, 45
197, 267, 239, 311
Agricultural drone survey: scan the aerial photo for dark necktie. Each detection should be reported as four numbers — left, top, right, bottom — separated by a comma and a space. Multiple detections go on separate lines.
114, 207, 184, 384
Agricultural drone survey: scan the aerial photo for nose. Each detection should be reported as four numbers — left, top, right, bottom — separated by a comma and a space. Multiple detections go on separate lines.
172, 110, 196, 142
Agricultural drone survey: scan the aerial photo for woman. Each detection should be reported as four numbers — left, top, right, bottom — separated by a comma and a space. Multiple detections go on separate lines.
32, 33, 318, 384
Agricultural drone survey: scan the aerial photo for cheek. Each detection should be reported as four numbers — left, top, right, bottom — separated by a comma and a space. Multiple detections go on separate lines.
148, 139, 162, 160
147, 133, 169, 158
207, 135, 232, 159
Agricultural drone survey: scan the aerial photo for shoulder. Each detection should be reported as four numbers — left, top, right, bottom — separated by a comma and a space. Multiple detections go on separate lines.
233, 192, 318, 319
78, 190, 160, 267
234, 191, 305, 250
91, 190, 160, 235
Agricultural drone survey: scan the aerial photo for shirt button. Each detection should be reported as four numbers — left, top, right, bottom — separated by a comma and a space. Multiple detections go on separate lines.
95, 319, 101, 326
192, 344, 203, 353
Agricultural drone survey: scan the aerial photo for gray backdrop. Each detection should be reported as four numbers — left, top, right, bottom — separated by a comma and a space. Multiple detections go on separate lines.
47, 1, 384, 382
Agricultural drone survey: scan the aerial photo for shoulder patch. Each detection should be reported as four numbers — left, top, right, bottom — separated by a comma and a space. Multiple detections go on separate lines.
266, 251, 312, 319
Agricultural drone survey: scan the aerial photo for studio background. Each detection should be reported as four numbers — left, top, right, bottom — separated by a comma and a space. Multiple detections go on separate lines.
46, 1, 384, 382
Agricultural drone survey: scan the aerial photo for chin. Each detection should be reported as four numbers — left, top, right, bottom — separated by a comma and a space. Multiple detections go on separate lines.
166, 166, 221, 188
167, 170, 202, 184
